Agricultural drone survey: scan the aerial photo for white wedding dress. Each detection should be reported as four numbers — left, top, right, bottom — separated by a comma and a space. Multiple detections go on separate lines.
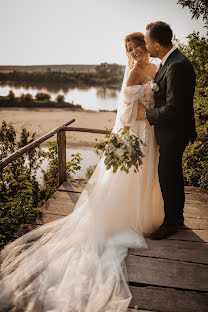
0, 66, 164, 312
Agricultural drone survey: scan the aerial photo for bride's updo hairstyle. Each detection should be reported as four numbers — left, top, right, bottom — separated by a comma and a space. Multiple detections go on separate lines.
124, 32, 148, 68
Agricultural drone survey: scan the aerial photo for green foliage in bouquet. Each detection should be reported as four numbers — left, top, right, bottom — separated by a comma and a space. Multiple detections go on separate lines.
95, 129, 145, 174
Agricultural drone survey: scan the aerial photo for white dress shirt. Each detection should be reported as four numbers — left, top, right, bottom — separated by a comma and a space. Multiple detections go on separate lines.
161, 46, 177, 66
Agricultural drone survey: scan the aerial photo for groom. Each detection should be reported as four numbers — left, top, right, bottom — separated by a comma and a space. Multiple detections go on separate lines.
138, 21, 197, 239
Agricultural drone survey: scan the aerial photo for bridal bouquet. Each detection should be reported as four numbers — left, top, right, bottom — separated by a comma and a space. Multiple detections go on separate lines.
95, 128, 145, 174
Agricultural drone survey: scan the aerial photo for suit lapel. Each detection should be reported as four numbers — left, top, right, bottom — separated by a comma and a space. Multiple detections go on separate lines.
155, 48, 180, 83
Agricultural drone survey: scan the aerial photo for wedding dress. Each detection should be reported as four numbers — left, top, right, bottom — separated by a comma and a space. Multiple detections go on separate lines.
0, 65, 164, 312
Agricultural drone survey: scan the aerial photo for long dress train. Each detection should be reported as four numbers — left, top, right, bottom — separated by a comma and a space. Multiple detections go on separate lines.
0, 74, 164, 311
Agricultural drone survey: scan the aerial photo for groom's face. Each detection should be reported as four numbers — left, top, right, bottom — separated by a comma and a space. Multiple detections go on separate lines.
144, 31, 159, 58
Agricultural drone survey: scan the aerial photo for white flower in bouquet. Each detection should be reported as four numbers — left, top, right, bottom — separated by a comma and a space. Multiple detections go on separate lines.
116, 148, 124, 158
94, 128, 146, 174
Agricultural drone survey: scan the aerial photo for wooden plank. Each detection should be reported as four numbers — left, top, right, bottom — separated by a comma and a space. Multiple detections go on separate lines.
185, 199, 208, 206
185, 186, 208, 196
57, 130, 67, 186
129, 239, 208, 264
40, 191, 80, 219
168, 229, 208, 242
126, 255, 208, 291
182, 217, 208, 230
58, 180, 87, 193
184, 203, 208, 218
62, 126, 111, 134
41, 213, 65, 224
50, 189, 81, 205
129, 285, 208, 312
128, 309, 154, 312
41, 202, 75, 217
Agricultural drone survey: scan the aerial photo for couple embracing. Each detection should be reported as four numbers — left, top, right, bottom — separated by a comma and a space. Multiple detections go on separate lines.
0, 21, 196, 312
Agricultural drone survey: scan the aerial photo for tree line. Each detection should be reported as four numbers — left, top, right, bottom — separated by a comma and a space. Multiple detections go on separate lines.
0, 90, 83, 109
0, 63, 124, 87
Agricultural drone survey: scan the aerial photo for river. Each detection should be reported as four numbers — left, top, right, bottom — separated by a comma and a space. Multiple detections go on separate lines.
0, 83, 120, 111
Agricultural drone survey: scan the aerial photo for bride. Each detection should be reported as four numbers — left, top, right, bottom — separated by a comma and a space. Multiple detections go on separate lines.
0, 32, 164, 312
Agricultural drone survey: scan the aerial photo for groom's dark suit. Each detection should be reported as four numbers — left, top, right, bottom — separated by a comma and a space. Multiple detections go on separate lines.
146, 48, 196, 226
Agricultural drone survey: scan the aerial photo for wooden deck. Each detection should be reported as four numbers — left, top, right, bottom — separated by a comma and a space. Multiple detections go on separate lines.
35, 179, 208, 312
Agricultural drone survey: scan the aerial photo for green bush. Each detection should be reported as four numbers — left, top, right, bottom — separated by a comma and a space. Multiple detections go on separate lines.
182, 87, 208, 188
0, 91, 82, 109
55, 94, 65, 103
0, 121, 44, 246
179, 33, 208, 188
35, 92, 51, 101
41, 142, 83, 199
0, 121, 83, 247
86, 164, 97, 179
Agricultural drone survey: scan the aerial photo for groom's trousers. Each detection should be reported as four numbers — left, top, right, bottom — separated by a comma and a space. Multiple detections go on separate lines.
157, 130, 189, 226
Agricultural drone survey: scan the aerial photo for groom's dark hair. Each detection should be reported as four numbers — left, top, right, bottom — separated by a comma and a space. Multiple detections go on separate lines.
146, 21, 173, 47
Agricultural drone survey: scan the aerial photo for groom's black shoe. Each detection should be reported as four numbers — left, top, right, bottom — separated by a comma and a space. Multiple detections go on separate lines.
149, 224, 177, 240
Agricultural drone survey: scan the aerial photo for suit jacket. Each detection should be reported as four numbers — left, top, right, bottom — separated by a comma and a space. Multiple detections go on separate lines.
146, 48, 197, 144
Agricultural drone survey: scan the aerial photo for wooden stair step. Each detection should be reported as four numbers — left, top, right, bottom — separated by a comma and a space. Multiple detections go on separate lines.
129, 285, 208, 312
126, 255, 208, 292
129, 239, 208, 265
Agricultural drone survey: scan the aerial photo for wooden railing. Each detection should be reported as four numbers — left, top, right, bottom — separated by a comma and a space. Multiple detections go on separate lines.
57, 126, 111, 185
0, 119, 207, 186
0, 119, 111, 186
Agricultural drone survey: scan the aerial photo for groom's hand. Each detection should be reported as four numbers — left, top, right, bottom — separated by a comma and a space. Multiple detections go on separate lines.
137, 103, 146, 120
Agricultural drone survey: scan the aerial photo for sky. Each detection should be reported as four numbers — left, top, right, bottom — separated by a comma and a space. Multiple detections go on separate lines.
0, 0, 206, 66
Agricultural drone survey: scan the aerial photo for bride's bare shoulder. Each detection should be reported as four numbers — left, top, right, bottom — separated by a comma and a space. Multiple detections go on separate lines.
150, 63, 157, 68
150, 63, 157, 73
126, 68, 142, 87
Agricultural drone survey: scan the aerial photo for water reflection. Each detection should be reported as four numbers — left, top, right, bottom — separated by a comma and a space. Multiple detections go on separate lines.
0, 83, 120, 111
96, 87, 118, 99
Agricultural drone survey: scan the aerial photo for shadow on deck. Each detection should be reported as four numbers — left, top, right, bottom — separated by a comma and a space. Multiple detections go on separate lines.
35, 179, 208, 312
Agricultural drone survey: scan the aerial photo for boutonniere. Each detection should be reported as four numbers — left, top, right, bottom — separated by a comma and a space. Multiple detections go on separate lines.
150, 80, 159, 92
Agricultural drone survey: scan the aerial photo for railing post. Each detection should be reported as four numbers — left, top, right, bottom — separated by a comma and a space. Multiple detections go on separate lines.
57, 130, 66, 186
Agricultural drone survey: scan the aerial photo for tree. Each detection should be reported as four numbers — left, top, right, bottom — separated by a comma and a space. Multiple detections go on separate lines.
176, 32, 208, 188
95, 63, 123, 78
35, 92, 51, 101
8, 90, 15, 100
176, 32, 208, 88
177, 0, 208, 33
55, 94, 65, 103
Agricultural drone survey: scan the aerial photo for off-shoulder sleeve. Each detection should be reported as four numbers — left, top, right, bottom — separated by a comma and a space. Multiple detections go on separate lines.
120, 85, 145, 127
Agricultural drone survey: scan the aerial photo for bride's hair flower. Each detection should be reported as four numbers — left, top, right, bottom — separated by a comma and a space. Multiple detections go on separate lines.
150, 80, 159, 92
95, 128, 145, 174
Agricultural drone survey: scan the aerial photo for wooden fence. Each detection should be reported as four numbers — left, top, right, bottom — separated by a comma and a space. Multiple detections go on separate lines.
0, 119, 111, 185
0, 119, 207, 186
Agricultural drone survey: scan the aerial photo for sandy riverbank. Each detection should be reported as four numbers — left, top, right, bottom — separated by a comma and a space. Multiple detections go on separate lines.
0, 108, 116, 147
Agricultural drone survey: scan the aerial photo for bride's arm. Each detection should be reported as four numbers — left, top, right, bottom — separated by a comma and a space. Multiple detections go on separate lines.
121, 69, 146, 126
136, 102, 146, 120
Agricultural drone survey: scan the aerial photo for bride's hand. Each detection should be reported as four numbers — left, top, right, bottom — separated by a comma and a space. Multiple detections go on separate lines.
137, 103, 146, 120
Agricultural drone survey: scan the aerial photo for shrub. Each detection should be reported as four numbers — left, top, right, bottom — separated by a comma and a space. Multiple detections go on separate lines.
35, 92, 51, 101
56, 94, 65, 103
0, 121, 83, 247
